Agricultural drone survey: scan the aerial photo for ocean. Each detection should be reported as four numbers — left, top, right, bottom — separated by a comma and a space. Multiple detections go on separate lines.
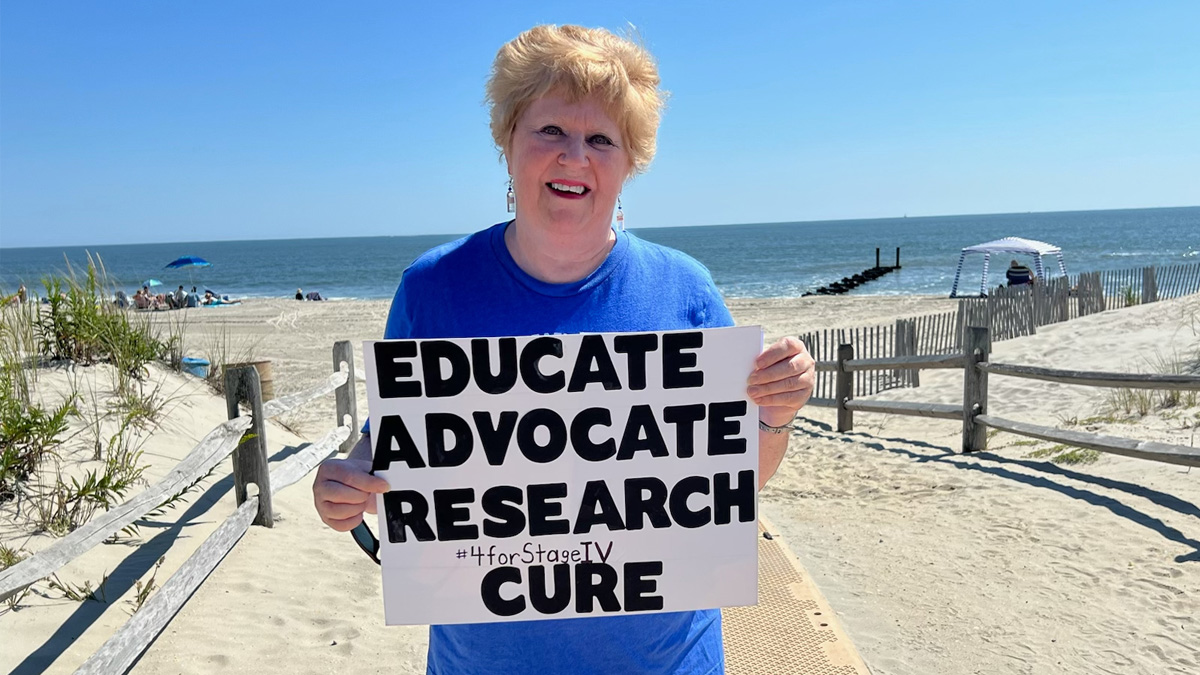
1, 207, 1196, 300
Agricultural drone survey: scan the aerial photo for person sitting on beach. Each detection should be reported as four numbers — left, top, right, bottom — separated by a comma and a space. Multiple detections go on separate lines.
174, 285, 186, 307
202, 290, 216, 305
133, 288, 151, 310
312, 25, 816, 675
1006, 259, 1034, 286
295, 288, 304, 300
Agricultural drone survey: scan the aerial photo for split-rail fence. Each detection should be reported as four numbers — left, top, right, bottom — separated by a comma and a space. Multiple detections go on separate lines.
804, 326, 1200, 468
0, 341, 363, 674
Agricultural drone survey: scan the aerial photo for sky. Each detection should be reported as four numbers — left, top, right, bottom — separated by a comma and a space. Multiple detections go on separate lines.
1, 1, 1197, 248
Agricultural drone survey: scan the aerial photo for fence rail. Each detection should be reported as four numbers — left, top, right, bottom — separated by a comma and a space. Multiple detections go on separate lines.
975, 415, 1200, 468
976, 363, 1200, 390
3, 341, 362, 673
75, 425, 351, 675
0, 417, 252, 602
807, 326, 1200, 468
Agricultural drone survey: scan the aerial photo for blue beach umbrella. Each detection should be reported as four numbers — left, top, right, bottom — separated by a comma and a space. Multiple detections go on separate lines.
164, 255, 212, 270
142, 279, 163, 288
164, 255, 212, 289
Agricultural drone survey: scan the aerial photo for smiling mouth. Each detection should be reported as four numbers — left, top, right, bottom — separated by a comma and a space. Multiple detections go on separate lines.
547, 182, 589, 196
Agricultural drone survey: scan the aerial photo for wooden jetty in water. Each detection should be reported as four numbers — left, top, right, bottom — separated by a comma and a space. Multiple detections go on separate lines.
804, 247, 901, 296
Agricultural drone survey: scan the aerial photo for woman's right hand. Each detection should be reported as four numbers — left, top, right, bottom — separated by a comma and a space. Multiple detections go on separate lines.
312, 457, 391, 531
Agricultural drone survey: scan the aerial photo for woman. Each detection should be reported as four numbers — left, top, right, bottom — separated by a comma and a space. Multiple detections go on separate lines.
313, 25, 814, 674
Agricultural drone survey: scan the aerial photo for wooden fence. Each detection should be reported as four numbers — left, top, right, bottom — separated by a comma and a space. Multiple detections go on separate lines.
0, 341, 362, 674
803, 261, 1200, 402
805, 326, 1200, 467
1099, 262, 1200, 309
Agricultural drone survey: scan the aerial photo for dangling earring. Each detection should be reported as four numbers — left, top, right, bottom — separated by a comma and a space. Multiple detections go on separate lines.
616, 196, 625, 231
506, 178, 516, 214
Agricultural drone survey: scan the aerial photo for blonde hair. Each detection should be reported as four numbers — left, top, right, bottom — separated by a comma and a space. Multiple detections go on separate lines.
486, 24, 665, 175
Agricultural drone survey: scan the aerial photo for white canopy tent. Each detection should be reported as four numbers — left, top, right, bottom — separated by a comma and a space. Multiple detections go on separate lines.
950, 237, 1068, 297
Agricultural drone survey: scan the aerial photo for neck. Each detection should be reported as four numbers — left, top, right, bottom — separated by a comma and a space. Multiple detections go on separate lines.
504, 219, 617, 284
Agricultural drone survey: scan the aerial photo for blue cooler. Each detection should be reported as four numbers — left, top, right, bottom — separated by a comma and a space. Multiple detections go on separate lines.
181, 357, 211, 378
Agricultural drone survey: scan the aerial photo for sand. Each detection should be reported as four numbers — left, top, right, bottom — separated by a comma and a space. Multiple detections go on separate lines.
2, 293, 1198, 674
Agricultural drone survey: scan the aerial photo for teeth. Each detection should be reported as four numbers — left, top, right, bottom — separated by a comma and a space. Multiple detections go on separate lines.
550, 182, 586, 194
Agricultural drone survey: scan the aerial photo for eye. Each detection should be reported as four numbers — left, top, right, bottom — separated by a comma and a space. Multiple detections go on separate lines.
588, 134, 615, 147
539, 125, 564, 135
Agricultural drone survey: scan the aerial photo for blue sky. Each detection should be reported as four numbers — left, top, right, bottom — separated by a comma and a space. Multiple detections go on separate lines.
1, 1, 1197, 248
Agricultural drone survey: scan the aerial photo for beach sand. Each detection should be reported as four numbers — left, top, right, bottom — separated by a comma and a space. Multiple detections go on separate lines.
3, 293, 1198, 674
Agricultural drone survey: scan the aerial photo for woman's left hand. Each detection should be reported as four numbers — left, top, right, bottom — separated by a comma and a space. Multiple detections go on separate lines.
746, 336, 815, 426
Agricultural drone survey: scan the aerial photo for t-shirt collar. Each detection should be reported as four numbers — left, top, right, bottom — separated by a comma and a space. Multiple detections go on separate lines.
490, 220, 629, 297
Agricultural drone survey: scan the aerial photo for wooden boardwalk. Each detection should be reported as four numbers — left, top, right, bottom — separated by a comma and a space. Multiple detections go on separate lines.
723, 519, 872, 674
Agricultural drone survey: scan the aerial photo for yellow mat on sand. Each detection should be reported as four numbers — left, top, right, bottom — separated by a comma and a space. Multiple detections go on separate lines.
722, 519, 872, 674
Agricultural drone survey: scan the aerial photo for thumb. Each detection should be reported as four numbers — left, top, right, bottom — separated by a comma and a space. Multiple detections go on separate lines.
330, 459, 392, 494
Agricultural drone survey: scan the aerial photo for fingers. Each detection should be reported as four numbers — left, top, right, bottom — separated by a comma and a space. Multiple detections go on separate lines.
748, 372, 813, 400
321, 459, 390, 494
313, 458, 390, 531
752, 336, 807, 372
319, 480, 378, 507
323, 514, 366, 532
747, 338, 814, 413
749, 338, 812, 382
756, 388, 813, 409
320, 499, 374, 522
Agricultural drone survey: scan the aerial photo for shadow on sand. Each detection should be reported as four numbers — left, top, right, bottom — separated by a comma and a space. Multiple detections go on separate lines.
10, 442, 308, 675
792, 415, 1200, 564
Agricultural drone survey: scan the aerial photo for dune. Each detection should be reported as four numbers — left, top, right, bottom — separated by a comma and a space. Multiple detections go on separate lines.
2, 293, 1197, 674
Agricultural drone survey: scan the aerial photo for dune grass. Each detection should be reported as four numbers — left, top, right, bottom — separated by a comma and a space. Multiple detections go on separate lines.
0, 257, 179, 535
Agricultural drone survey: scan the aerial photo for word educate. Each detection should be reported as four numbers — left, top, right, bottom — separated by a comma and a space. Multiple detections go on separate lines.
373, 332, 709, 399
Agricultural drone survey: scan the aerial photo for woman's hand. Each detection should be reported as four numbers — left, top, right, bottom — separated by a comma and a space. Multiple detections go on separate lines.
312, 458, 391, 532
746, 336, 815, 425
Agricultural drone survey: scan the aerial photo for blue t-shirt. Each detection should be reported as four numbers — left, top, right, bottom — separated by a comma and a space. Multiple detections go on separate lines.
382, 221, 734, 675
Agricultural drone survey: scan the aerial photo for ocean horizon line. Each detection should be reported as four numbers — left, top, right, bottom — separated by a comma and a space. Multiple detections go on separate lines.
2, 204, 1196, 252
3, 207, 1195, 300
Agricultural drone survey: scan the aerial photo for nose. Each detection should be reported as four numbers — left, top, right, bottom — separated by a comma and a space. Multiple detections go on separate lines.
558, 136, 589, 167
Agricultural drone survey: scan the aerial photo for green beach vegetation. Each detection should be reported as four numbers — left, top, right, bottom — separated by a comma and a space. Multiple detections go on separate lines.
0, 258, 181, 536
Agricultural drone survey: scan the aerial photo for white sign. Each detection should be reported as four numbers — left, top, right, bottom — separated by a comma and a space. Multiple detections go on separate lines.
364, 326, 762, 626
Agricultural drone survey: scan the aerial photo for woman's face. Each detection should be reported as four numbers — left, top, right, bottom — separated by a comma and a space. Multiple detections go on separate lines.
506, 94, 632, 239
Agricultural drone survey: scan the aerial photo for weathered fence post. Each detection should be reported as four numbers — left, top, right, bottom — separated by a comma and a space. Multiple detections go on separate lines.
892, 319, 905, 387
892, 319, 919, 387
905, 319, 919, 387
224, 365, 274, 527
332, 340, 360, 453
1142, 266, 1158, 304
961, 326, 990, 454
836, 343, 854, 432
1022, 286, 1035, 336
